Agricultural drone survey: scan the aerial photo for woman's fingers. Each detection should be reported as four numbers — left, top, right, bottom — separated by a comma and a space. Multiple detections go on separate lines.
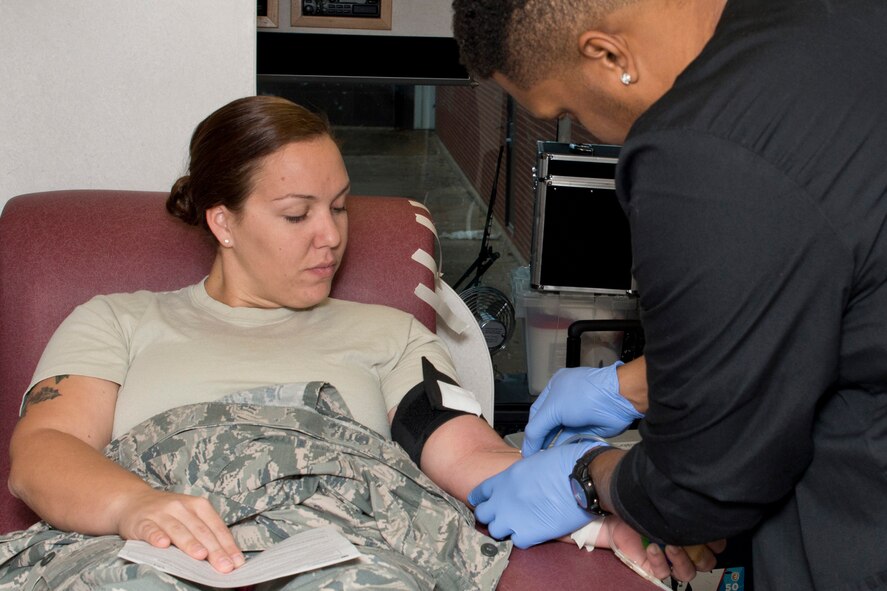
639, 541, 673, 579
663, 545, 699, 582
137, 520, 172, 549
602, 517, 672, 580
658, 541, 722, 582
189, 498, 247, 571
118, 490, 245, 573
597, 516, 726, 584
708, 538, 728, 554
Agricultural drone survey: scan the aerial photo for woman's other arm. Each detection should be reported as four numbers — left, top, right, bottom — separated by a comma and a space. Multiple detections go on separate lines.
8, 374, 245, 572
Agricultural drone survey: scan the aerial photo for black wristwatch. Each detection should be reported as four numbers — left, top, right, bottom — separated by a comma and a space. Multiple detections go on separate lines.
569, 446, 614, 515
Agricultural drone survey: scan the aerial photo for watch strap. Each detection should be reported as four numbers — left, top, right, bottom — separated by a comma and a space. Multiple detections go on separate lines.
578, 443, 615, 468
571, 444, 614, 515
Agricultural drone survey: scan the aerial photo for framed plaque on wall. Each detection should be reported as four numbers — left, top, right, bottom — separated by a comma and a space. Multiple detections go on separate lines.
292, 0, 392, 30
258, 0, 279, 28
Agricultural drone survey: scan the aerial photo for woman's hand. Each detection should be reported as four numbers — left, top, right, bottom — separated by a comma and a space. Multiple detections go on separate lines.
11, 375, 245, 574
593, 515, 725, 582
114, 488, 245, 573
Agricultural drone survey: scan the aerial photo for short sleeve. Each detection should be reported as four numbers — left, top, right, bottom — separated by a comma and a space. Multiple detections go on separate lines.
25, 294, 144, 413
380, 316, 459, 413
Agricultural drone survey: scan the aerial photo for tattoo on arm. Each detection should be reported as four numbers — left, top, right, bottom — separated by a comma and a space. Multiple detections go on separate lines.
22, 375, 70, 416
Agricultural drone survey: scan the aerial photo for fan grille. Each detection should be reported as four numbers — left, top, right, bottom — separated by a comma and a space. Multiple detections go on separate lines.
459, 285, 515, 354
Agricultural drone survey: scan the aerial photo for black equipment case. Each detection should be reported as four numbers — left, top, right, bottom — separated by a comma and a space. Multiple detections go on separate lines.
530, 141, 634, 294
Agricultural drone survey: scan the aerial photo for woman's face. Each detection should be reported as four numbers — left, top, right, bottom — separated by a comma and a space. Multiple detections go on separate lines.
209, 135, 350, 309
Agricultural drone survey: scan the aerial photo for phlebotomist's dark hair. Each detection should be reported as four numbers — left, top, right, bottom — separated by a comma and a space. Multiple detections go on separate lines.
451, 0, 638, 89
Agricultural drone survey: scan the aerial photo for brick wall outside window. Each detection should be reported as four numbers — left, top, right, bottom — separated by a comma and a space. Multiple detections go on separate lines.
437, 80, 599, 261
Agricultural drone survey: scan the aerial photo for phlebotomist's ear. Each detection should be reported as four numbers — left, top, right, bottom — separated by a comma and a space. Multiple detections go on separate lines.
576, 30, 637, 88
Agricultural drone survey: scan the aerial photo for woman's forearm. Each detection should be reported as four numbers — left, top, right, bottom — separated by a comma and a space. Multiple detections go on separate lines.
9, 428, 153, 534
419, 415, 521, 503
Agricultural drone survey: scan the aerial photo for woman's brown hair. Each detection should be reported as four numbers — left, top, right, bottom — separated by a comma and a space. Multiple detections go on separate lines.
167, 95, 332, 234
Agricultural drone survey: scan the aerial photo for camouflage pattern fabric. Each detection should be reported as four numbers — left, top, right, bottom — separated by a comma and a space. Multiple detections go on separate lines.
0, 382, 511, 590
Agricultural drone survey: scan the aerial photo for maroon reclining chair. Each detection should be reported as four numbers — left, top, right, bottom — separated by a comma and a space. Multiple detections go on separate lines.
0, 190, 654, 590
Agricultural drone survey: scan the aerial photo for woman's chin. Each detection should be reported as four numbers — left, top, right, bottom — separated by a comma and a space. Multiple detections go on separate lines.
288, 285, 333, 309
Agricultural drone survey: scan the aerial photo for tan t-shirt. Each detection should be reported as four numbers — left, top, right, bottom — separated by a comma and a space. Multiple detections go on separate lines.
27, 281, 457, 439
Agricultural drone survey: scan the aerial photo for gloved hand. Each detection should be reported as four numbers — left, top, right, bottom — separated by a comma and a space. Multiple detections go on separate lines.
522, 361, 644, 457
468, 441, 604, 549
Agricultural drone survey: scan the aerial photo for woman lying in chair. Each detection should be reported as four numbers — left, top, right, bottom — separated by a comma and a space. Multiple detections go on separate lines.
3, 96, 699, 589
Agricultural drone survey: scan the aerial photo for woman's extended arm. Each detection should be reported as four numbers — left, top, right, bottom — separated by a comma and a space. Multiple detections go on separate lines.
390, 355, 650, 504
390, 410, 520, 503
8, 374, 245, 572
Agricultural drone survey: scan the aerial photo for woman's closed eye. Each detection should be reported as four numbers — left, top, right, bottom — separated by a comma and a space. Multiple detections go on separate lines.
284, 204, 346, 223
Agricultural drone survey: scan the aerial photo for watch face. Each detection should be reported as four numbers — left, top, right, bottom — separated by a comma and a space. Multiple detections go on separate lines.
570, 476, 588, 509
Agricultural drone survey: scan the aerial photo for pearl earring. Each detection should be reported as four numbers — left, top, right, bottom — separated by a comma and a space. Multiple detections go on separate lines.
621, 72, 632, 85
223, 239, 231, 245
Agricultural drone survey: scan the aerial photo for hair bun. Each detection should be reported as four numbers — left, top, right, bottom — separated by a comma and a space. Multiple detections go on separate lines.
166, 175, 200, 226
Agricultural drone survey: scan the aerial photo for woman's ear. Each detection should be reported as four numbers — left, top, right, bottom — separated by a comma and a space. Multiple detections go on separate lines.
577, 30, 637, 85
206, 205, 233, 247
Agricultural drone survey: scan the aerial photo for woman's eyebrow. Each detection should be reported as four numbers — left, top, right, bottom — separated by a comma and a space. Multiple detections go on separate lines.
335, 183, 352, 198
272, 193, 313, 202
272, 183, 350, 203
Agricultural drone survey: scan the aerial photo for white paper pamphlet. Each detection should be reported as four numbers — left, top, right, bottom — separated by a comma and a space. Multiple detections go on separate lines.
117, 526, 362, 588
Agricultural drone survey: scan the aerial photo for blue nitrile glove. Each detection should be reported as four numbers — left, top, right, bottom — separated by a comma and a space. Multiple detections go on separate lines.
522, 361, 644, 457
468, 441, 604, 549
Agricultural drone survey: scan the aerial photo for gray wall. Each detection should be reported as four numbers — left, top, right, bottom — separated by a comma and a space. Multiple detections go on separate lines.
0, 2, 257, 211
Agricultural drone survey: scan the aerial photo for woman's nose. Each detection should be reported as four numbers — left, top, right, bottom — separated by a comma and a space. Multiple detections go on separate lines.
313, 211, 343, 248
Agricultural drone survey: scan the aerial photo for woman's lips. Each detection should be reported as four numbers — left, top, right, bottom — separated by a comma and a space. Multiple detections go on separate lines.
308, 261, 337, 278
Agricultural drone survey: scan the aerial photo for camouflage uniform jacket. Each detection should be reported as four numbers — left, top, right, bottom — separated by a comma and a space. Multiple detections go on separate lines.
0, 382, 511, 590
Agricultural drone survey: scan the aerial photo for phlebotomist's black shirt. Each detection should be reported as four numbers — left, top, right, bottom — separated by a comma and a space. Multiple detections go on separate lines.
612, 0, 887, 588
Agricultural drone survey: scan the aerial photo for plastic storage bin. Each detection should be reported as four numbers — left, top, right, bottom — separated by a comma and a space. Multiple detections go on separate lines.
518, 287, 639, 396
